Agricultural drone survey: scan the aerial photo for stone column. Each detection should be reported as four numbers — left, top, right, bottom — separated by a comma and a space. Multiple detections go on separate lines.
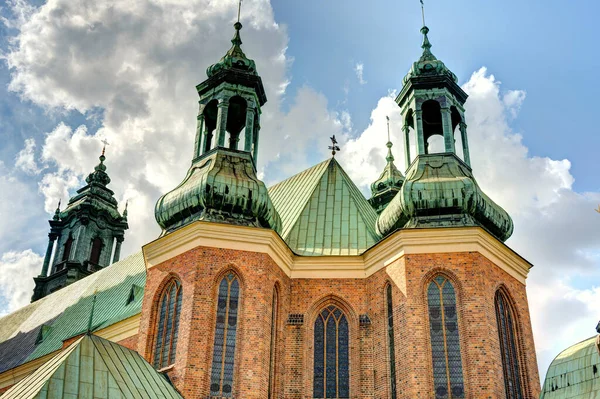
252, 113, 260, 162
216, 99, 229, 147
194, 113, 205, 158
244, 105, 256, 153
441, 107, 456, 153
415, 110, 426, 155
460, 122, 471, 167
403, 125, 411, 171
112, 237, 123, 264
40, 234, 57, 277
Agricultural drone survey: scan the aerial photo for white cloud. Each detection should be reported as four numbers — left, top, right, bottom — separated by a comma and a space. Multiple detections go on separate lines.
354, 62, 366, 85
15, 138, 42, 175
0, 250, 42, 317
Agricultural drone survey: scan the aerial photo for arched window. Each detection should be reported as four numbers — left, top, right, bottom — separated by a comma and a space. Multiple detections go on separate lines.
386, 285, 397, 399
427, 275, 465, 399
62, 234, 73, 262
495, 290, 523, 399
268, 286, 279, 399
89, 237, 103, 264
210, 273, 240, 397
153, 279, 182, 369
313, 305, 349, 398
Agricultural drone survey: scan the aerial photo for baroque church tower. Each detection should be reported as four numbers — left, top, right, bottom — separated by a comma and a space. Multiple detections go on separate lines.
31, 150, 128, 301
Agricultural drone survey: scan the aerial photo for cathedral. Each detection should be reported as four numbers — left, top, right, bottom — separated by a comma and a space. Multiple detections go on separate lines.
0, 12, 541, 399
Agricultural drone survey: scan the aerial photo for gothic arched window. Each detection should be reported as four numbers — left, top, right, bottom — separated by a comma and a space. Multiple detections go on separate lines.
427, 275, 465, 399
210, 273, 240, 397
62, 234, 73, 262
313, 305, 349, 399
153, 279, 182, 369
386, 285, 397, 399
268, 286, 279, 399
495, 290, 523, 399
89, 237, 103, 264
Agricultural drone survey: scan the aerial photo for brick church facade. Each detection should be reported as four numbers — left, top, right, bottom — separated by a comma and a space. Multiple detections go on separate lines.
0, 12, 540, 399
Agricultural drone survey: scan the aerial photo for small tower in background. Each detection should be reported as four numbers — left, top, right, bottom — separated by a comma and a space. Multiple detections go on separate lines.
32, 149, 128, 302
369, 116, 405, 214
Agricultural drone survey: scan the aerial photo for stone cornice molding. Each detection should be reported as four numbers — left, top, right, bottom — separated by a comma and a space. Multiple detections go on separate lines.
143, 221, 532, 283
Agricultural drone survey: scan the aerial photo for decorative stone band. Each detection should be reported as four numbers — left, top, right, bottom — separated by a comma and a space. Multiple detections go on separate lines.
143, 220, 532, 284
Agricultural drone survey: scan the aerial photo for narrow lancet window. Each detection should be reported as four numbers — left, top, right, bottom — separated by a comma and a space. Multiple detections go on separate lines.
427, 276, 465, 399
62, 234, 73, 262
153, 279, 182, 369
386, 285, 398, 399
313, 305, 349, 398
210, 273, 240, 397
268, 287, 279, 399
89, 237, 103, 264
495, 290, 524, 399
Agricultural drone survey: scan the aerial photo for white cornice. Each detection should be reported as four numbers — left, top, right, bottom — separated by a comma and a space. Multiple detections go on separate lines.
143, 222, 532, 283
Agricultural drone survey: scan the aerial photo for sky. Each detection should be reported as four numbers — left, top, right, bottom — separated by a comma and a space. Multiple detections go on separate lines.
0, 0, 599, 384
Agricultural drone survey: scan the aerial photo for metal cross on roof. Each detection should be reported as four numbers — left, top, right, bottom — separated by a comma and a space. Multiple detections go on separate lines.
101, 139, 110, 156
328, 135, 340, 156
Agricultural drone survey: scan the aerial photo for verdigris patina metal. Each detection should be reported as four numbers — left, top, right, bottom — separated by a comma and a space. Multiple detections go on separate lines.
155, 21, 281, 235
376, 26, 513, 241
32, 151, 128, 302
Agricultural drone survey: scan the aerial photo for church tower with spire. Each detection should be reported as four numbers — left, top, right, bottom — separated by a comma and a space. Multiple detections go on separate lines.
31, 150, 128, 301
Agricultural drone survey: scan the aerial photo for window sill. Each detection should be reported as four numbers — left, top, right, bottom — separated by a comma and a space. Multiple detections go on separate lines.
157, 364, 175, 373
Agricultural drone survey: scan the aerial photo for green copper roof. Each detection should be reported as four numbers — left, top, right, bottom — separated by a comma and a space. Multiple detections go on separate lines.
376, 154, 513, 242
402, 26, 458, 85
1, 334, 182, 399
206, 22, 258, 78
155, 148, 281, 235
541, 335, 600, 399
269, 158, 380, 256
0, 252, 145, 372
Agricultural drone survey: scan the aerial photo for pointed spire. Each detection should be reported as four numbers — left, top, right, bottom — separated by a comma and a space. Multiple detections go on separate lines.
87, 289, 98, 335
419, 25, 436, 61
385, 116, 394, 163
123, 200, 128, 220
53, 199, 61, 221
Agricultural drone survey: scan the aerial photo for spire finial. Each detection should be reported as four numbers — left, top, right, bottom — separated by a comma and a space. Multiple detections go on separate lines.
420, 0, 426, 27
100, 139, 109, 163
237, 0, 242, 24
123, 200, 129, 219
328, 135, 341, 157
53, 199, 61, 220
87, 289, 98, 335
385, 116, 394, 163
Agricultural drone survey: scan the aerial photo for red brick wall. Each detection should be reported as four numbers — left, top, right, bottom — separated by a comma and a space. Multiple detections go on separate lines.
138, 245, 540, 399
118, 333, 139, 351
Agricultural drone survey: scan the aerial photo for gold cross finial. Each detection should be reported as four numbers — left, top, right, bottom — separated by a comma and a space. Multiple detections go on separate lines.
101, 139, 110, 156
328, 135, 341, 157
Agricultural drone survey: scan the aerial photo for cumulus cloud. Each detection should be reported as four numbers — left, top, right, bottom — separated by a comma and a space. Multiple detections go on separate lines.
354, 62, 366, 85
15, 138, 42, 175
0, 250, 42, 317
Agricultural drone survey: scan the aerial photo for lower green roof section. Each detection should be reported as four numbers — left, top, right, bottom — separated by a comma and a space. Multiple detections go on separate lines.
541, 335, 600, 399
0, 252, 146, 373
1, 334, 182, 399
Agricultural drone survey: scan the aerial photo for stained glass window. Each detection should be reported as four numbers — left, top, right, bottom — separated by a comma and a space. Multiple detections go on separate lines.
153, 279, 182, 369
427, 276, 465, 399
268, 287, 279, 399
210, 273, 240, 397
313, 305, 349, 398
386, 285, 397, 399
495, 290, 523, 399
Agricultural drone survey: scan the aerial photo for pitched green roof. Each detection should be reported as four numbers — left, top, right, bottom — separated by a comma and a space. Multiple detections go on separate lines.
541, 335, 600, 399
269, 158, 380, 256
1, 334, 182, 399
0, 252, 145, 373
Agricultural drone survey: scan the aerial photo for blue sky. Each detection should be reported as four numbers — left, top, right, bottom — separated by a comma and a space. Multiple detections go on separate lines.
0, 0, 599, 385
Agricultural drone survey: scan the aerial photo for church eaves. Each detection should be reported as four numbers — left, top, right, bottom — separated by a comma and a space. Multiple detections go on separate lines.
268, 158, 380, 256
